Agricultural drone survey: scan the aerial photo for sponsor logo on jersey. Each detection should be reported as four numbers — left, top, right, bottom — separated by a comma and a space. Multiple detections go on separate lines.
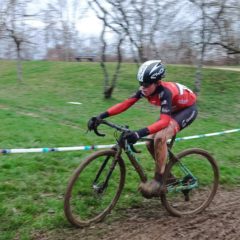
161, 107, 170, 113
161, 100, 167, 105
178, 99, 188, 104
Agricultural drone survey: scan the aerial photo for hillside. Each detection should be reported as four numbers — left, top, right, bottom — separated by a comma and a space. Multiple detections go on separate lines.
0, 60, 239, 239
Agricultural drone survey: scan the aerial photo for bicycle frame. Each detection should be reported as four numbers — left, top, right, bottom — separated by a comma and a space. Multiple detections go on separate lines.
92, 119, 199, 195
91, 135, 149, 194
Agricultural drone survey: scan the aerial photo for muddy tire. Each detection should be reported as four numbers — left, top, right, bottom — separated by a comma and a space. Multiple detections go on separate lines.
64, 149, 126, 227
161, 148, 219, 216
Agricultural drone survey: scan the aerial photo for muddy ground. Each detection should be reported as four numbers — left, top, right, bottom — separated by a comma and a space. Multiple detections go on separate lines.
38, 188, 240, 240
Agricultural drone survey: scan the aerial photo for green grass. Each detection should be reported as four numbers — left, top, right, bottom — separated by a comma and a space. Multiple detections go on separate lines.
0, 60, 239, 239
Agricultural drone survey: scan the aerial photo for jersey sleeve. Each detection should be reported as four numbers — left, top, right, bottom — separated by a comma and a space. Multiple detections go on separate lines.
137, 87, 173, 137
147, 88, 172, 134
106, 90, 142, 117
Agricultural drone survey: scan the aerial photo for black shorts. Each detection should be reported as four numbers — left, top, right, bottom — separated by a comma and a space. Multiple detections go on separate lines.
172, 104, 198, 130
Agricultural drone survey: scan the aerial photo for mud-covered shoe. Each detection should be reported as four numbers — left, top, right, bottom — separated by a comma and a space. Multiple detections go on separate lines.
138, 179, 161, 199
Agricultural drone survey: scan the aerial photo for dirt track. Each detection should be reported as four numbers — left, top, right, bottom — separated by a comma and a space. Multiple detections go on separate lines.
42, 187, 240, 240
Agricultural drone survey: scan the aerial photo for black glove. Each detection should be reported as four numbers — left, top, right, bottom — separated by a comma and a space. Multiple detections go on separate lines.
124, 131, 140, 144
87, 116, 102, 131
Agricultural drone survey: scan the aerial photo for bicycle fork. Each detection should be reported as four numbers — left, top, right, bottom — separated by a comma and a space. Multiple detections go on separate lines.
92, 152, 119, 194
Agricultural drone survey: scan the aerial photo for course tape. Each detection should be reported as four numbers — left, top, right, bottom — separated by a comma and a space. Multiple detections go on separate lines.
0, 128, 239, 155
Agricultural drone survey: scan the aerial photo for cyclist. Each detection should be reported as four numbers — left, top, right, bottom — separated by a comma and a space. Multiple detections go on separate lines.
88, 60, 198, 198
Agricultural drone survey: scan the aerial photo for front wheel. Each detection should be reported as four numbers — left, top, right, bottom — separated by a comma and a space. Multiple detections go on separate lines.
64, 149, 126, 227
161, 148, 219, 217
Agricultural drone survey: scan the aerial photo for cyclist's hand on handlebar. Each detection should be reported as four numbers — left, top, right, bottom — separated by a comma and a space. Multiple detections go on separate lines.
124, 131, 140, 144
87, 116, 102, 131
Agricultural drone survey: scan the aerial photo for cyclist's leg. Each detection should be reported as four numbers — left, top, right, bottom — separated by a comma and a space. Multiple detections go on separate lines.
139, 120, 179, 198
154, 120, 180, 179
155, 105, 198, 178
145, 133, 156, 163
146, 124, 179, 178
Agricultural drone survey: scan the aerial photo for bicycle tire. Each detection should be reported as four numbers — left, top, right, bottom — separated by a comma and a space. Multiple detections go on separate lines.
161, 148, 219, 217
64, 149, 126, 227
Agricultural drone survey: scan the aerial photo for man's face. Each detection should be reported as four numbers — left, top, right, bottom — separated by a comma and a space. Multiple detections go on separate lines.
140, 83, 157, 97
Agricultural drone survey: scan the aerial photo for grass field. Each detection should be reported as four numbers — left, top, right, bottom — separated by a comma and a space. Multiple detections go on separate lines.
0, 60, 239, 239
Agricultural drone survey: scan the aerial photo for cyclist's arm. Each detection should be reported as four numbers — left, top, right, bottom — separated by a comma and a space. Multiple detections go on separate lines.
99, 90, 142, 119
137, 88, 173, 137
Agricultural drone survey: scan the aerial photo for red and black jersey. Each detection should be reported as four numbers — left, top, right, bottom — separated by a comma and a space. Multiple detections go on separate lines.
101, 82, 197, 135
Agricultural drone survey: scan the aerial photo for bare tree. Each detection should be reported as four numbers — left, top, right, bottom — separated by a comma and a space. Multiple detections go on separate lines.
0, 0, 36, 82
88, 0, 179, 63
187, 0, 240, 93
207, 0, 240, 55
100, 27, 125, 98
41, 0, 83, 61
187, 0, 211, 93
87, 1, 124, 98
185, 0, 220, 93
88, 0, 180, 98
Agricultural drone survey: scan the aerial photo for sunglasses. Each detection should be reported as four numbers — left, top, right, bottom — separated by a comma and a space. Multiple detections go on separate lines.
140, 82, 153, 88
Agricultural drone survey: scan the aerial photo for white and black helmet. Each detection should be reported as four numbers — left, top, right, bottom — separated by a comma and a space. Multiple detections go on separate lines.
137, 60, 165, 85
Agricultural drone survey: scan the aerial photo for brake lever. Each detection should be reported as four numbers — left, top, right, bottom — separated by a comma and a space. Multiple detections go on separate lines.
94, 126, 105, 137
129, 144, 141, 153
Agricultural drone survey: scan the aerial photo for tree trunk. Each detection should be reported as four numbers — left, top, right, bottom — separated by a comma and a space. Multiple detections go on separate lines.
194, 62, 202, 95
100, 24, 110, 98
110, 37, 124, 92
104, 86, 114, 99
16, 42, 23, 83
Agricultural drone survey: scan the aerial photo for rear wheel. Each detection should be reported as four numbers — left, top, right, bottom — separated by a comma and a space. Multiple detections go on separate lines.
161, 148, 219, 216
64, 149, 125, 227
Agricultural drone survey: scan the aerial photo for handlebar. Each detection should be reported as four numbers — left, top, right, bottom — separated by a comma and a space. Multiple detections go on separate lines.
92, 119, 131, 137
91, 119, 142, 153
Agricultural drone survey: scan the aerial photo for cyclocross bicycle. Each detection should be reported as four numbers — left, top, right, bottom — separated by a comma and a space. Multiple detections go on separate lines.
64, 119, 219, 227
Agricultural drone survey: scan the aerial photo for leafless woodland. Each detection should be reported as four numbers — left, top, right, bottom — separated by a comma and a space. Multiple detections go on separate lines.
0, 0, 239, 93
